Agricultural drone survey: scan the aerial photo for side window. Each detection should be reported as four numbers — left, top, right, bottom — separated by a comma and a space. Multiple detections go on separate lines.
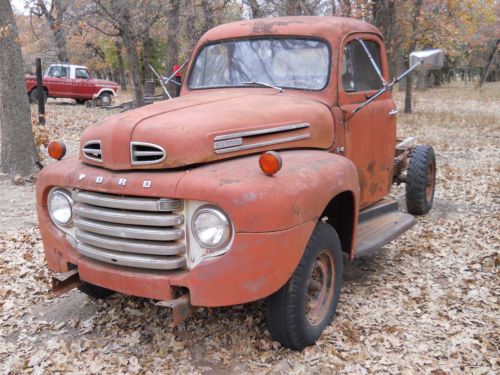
342, 40, 383, 92
75, 68, 90, 79
47, 66, 69, 78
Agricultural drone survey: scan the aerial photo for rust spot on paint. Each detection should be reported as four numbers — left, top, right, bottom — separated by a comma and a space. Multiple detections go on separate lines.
367, 161, 376, 176
369, 182, 378, 196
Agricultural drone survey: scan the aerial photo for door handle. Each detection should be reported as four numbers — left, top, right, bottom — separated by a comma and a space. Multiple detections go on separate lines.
388, 109, 399, 116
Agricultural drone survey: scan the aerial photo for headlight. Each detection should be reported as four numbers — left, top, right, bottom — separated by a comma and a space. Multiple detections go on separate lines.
191, 206, 231, 249
48, 188, 73, 226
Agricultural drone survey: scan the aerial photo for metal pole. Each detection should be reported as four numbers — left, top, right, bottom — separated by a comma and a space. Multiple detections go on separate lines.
35, 58, 45, 125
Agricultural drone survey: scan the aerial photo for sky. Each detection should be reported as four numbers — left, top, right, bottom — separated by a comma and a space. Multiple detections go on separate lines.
11, 0, 28, 15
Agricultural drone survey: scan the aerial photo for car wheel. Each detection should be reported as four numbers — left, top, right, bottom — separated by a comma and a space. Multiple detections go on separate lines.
265, 222, 343, 350
78, 282, 115, 299
29, 89, 47, 104
406, 145, 436, 215
98, 92, 112, 106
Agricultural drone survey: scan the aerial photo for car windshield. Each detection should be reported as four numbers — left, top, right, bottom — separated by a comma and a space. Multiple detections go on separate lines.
189, 38, 330, 91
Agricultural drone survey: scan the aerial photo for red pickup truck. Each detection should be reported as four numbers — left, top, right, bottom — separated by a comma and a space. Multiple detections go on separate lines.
26, 64, 119, 105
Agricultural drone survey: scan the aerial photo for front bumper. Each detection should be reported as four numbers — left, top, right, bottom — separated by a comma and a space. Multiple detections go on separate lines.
38, 208, 315, 306
36, 157, 318, 306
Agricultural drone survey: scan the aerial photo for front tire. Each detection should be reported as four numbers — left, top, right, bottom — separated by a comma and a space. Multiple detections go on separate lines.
29, 89, 47, 104
98, 92, 112, 106
406, 145, 436, 215
265, 222, 343, 350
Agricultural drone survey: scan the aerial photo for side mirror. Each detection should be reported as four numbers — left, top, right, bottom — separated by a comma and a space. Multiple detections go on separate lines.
409, 49, 444, 71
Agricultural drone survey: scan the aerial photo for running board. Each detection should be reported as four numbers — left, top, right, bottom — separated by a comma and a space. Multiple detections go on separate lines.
355, 199, 416, 257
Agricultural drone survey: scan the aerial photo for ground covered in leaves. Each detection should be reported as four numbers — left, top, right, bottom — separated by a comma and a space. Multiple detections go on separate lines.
0, 83, 498, 374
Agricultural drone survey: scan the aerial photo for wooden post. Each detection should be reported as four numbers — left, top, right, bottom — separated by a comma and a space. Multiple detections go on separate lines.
478, 41, 499, 88
35, 58, 45, 125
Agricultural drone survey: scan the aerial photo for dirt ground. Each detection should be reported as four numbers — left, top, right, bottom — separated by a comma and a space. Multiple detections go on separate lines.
0, 83, 498, 374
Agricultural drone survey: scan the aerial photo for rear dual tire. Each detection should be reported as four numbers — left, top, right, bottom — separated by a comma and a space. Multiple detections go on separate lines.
265, 223, 343, 350
406, 145, 436, 215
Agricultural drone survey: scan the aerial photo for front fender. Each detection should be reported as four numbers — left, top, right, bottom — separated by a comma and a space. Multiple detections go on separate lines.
176, 149, 360, 233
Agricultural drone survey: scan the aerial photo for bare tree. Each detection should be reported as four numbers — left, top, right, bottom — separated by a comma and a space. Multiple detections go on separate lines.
165, 0, 181, 78
404, 0, 423, 114
244, 0, 264, 18
30, 0, 69, 62
115, 41, 127, 90
0, 0, 39, 177
372, 0, 398, 78
76, 0, 165, 107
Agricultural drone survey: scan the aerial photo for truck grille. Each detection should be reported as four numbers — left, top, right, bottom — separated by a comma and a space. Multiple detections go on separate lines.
73, 190, 186, 270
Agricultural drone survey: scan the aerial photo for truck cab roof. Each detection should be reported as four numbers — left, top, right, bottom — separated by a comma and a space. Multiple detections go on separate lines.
199, 16, 382, 46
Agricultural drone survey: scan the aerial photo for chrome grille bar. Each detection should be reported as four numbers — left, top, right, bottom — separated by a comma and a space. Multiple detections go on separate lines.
74, 190, 182, 212
74, 203, 183, 226
73, 190, 186, 270
76, 231, 185, 255
78, 242, 186, 270
74, 217, 184, 241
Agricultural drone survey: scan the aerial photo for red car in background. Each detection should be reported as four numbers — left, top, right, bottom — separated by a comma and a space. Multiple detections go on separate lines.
26, 64, 119, 105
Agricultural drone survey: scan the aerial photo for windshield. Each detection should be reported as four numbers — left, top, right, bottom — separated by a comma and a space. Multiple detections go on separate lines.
189, 38, 330, 90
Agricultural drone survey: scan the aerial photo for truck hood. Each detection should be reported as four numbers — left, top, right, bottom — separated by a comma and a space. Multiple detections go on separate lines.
79, 90, 334, 170
92, 79, 118, 87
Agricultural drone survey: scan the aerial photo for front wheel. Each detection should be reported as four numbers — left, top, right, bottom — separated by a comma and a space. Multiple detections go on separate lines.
265, 222, 343, 350
29, 89, 47, 104
98, 92, 112, 106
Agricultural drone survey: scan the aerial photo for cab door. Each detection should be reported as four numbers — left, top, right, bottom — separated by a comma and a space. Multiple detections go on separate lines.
74, 68, 95, 99
338, 34, 397, 208
46, 65, 72, 97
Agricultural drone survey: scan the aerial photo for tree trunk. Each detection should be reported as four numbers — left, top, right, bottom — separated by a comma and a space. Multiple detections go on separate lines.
185, 0, 198, 51
111, 2, 144, 107
284, 0, 301, 15
122, 30, 144, 107
404, 0, 423, 114
201, 0, 216, 30
341, 0, 352, 17
142, 34, 153, 82
246, 0, 264, 18
404, 71, 413, 114
36, 0, 69, 62
0, 0, 39, 177
373, 0, 398, 79
166, 0, 181, 76
115, 41, 127, 91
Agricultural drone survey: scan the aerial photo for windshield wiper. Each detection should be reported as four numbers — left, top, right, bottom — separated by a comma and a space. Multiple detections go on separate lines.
240, 81, 283, 93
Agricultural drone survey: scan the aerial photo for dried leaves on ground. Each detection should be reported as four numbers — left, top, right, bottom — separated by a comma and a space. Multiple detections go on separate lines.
0, 84, 499, 374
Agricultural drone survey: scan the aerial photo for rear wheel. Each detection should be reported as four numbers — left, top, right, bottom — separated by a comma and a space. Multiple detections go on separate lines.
98, 92, 112, 106
29, 89, 47, 104
78, 282, 114, 299
265, 222, 343, 350
406, 145, 436, 215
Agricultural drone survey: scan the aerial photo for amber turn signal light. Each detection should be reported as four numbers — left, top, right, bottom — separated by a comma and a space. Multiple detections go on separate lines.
259, 151, 282, 176
48, 140, 67, 160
